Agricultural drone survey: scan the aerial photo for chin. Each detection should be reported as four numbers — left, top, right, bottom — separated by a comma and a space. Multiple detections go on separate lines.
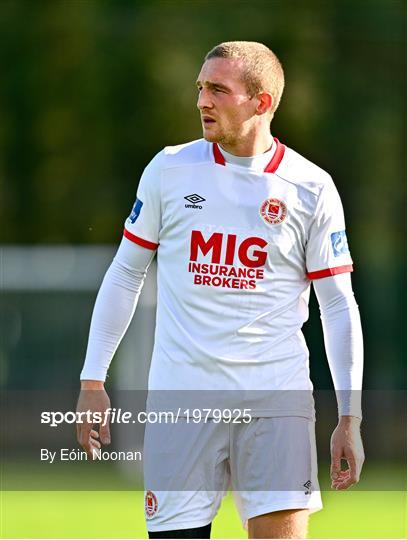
202, 123, 224, 141
203, 133, 218, 142
202, 129, 222, 143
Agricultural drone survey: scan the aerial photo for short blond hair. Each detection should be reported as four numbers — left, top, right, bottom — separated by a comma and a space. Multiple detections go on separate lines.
205, 41, 285, 116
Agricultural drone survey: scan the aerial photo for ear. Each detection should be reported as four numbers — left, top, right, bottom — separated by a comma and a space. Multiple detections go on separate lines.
256, 91, 273, 116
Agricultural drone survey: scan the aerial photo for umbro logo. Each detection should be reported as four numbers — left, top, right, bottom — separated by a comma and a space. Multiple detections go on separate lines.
303, 480, 312, 495
184, 193, 205, 209
185, 194, 205, 204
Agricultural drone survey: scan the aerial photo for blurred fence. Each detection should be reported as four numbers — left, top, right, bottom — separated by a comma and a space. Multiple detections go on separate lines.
1, 246, 406, 466
1, 245, 156, 389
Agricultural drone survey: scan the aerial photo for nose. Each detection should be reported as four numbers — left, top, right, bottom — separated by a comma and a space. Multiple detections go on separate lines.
197, 87, 213, 111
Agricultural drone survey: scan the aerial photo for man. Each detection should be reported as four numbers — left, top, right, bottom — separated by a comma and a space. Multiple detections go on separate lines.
77, 41, 364, 539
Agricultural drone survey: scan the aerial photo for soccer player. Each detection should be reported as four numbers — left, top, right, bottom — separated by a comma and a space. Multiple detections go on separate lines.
77, 41, 364, 539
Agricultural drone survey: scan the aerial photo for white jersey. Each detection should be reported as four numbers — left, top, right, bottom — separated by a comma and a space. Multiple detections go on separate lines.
123, 138, 353, 412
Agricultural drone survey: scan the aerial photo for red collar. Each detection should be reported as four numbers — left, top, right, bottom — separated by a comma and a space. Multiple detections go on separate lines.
213, 137, 285, 173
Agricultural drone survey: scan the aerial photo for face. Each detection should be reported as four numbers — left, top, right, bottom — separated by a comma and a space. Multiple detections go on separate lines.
196, 58, 259, 149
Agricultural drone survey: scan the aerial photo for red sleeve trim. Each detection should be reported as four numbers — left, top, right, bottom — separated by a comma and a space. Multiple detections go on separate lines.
123, 229, 159, 250
307, 264, 353, 280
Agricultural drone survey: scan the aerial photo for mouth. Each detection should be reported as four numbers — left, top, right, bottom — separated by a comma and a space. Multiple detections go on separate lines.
202, 116, 216, 126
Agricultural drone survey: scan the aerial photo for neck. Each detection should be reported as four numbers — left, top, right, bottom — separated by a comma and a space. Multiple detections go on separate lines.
219, 129, 274, 157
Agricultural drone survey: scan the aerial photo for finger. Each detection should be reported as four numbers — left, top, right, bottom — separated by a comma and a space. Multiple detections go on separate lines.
334, 467, 358, 490
99, 415, 111, 445
77, 421, 93, 447
76, 416, 91, 442
82, 435, 101, 458
330, 454, 342, 482
89, 434, 101, 449
334, 478, 353, 490
78, 426, 99, 457
81, 441, 94, 459
332, 469, 349, 485
346, 454, 359, 484
334, 470, 349, 479
332, 470, 350, 488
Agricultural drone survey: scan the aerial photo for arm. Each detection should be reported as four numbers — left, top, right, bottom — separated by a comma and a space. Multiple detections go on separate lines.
313, 273, 365, 489
77, 151, 163, 457
77, 238, 155, 457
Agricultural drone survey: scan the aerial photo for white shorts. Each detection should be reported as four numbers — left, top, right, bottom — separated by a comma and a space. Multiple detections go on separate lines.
143, 416, 322, 532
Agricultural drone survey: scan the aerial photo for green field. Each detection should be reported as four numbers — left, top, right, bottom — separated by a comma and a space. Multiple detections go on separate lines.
1, 462, 406, 538
1, 490, 406, 539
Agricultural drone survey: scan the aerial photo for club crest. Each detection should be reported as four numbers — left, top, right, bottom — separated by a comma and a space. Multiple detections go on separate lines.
145, 490, 158, 518
260, 198, 287, 225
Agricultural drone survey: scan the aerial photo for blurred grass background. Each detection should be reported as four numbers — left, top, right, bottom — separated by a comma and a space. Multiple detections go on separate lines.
2, 489, 406, 538
1, 461, 406, 538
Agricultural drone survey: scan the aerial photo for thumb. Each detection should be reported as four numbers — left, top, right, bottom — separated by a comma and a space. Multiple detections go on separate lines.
330, 453, 341, 480
99, 413, 111, 445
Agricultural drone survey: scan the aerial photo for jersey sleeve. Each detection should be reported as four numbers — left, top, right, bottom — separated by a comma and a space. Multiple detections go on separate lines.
306, 179, 353, 280
123, 150, 164, 250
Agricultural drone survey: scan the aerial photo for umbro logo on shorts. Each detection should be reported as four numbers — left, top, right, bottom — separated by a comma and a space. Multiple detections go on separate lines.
184, 193, 205, 209
303, 480, 312, 495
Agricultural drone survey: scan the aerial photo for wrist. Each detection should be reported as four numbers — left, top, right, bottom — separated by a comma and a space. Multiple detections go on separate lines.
338, 415, 362, 427
80, 379, 105, 390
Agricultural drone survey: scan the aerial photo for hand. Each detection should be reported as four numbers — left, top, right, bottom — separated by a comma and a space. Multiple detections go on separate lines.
330, 416, 364, 490
76, 380, 111, 459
